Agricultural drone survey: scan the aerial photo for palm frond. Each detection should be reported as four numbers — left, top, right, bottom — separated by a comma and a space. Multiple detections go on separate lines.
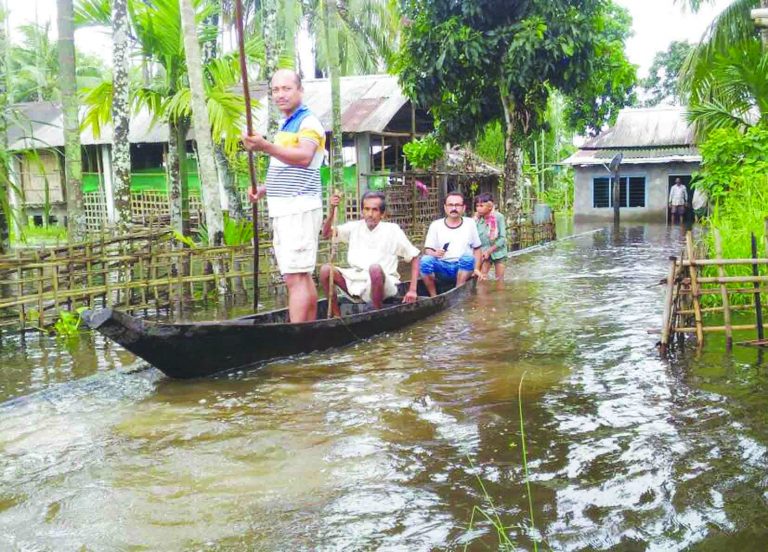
74, 0, 112, 27
80, 81, 114, 138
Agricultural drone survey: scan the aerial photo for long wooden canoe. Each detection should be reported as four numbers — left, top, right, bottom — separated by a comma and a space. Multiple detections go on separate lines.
82, 279, 474, 379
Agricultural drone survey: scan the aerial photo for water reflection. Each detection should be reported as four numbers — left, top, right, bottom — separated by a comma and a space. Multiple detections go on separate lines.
1, 223, 767, 550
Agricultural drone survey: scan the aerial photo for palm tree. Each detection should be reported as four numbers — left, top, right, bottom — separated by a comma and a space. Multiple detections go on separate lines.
0, 0, 10, 252
58, 0, 87, 242
678, 0, 767, 135
111, 0, 131, 232
7, 21, 106, 103
687, 39, 768, 135
323, 0, 343, 198
77, 0, 255, 235
180, 0, 224, 246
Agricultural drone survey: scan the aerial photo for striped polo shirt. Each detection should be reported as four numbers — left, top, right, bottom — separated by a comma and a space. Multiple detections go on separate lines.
265, 104, 326, 218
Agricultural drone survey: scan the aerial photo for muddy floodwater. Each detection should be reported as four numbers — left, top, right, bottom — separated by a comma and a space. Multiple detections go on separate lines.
1, 224, 766, 550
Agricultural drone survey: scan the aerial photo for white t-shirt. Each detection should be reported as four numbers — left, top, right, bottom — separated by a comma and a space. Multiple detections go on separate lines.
336, 220, 420, 281
424, 217, 481, 261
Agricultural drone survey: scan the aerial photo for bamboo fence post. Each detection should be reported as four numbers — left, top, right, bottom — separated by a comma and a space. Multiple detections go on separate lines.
34, 251, 45, 326
764, 217, 768, 257
139, 255, 147, 314
52, 263, 60, 314
86, 242, 94, 307
660, 256, 677, 353
714, 230, 733, 350
751, 233, 764, 341
685, 231, 705, 346
67, 242, 74, 311
16, 250, 25, 327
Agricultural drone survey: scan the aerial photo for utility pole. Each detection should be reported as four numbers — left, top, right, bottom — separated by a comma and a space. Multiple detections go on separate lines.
609, 153, 623, 229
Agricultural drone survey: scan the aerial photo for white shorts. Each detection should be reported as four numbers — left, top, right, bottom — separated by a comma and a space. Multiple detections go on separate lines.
337, 266, 399, 303
272, 208, 322, 274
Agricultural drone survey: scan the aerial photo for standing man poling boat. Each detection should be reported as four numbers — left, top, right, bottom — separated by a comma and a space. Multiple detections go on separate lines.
243, 69, 326, 322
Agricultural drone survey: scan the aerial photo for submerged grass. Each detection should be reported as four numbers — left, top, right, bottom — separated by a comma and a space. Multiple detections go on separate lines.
464, 374, 541, 551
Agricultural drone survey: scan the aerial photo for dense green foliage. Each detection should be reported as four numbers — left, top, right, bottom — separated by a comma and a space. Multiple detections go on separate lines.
6, 22, 107, 103
395, 0, 635, 213
686, 39, 768, 136
697, 124, 768, 300
641, 40, 693, 106
395, 0, 635, 142
402, 135, 444, 170
678, 0, 762, 138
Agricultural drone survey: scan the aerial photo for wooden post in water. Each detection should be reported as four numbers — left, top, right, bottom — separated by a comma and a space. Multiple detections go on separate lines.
660, 256, 677, 353
685, 231, 705, 347
714, 230, 733, 350
752, 233, 764, 341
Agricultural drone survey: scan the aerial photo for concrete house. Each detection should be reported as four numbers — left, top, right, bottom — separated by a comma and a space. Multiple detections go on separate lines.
563, 106, 700, 222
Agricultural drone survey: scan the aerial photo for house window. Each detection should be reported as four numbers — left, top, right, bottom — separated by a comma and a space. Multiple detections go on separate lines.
592, 176, 646, 208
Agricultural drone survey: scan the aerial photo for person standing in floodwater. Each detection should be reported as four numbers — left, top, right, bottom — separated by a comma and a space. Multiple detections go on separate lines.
473, 193, 508, 280
668, 177, 688, 225
242, 69, 326, 322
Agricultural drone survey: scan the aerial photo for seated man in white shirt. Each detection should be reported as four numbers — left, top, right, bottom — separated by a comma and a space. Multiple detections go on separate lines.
420, 191, 485, 296
320, 191, 421, 317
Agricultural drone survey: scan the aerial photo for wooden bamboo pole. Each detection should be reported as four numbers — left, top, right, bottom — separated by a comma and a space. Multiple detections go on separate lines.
686, 231, 705, 346
234, 0, 259, 312
679, 258, 768, 266
677, 304, 754, 315
675, 323, 768, 333
660, 256, 677, 352
714, 230, 733, 349
696, 275, 768, 284
35, 251, 44, 326
16, 250, 25, 327
678, 286, 768, 296
751, 233, 764, 341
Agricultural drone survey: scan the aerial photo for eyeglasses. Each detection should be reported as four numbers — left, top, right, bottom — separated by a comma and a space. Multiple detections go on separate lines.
445, 203, 464, 208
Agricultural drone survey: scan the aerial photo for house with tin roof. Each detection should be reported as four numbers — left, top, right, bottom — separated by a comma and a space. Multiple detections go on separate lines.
562, 106, 700, 222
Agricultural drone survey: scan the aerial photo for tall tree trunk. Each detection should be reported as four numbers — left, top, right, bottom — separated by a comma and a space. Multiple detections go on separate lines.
0, 1, 10, 252
263, 0, 280, 136
216, 146, 243, 220
282, 0, 298, 69
57, 0, 86, 242
111, 0, 131, 232
180, 0, 224, 246
323, 0, 344, 210
168, 118, 190, 236
501, 93, 523, 221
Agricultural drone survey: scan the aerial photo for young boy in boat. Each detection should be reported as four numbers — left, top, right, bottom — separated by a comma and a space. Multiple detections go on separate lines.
242, 69, 325, 323
420, 191, 485, 297
320, 191, 421, 317
473, 193, 507, 279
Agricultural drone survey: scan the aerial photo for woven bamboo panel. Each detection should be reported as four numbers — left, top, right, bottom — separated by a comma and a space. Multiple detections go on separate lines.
83, 191, 109, 232
383, 175, 440, 244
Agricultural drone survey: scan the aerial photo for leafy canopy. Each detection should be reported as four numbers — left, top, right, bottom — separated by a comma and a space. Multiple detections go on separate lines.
394, 0, 636, 144
640, 40, 693, 106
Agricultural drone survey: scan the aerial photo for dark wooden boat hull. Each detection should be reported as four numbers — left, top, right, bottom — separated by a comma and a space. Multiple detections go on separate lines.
83, 280, 474, 379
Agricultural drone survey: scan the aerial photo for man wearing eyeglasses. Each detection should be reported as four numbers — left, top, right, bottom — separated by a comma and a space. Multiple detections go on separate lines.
420, 191, 485, 296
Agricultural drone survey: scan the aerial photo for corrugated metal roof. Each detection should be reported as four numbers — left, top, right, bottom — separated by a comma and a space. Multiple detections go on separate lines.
7, 75, 425, 151
563, 146, 701, 166
580, 106, 696, 149
6, 101, 173, 151
561, 106, 701, 166
247, 74, 418, 134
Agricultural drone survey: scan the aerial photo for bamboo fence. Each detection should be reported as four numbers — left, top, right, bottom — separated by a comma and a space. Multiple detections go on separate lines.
660, 222, 768, 352
2, 180, 556, 332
